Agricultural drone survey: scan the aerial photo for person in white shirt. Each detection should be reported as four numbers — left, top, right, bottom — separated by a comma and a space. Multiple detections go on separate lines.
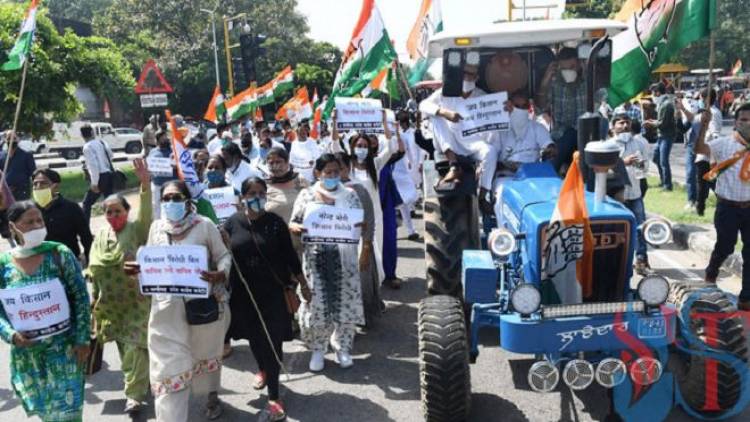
208, 130, 233, 156
289, 120, 323, 183
419, 63, 498, 211
609, 113, 651, 274
394, 110, 422, 240
220, 142, 262, 193
81, 124, 115, 221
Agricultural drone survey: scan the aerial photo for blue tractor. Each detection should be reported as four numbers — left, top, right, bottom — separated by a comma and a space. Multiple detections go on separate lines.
417, 19, 749, 422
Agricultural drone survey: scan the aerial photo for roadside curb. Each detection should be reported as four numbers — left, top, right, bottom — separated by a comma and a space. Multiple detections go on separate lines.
38, 156, 129, 170
671, 222, 743, 278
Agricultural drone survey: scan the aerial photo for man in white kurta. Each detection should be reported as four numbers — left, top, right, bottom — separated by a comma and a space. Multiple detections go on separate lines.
419, 64, 498, 210
394, 110, 422, 239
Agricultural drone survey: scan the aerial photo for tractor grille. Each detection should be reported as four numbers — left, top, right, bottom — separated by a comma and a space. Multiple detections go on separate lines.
540, 220, 631, 303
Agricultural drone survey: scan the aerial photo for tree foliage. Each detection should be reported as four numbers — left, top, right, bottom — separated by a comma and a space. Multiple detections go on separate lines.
0, 3, 134, 137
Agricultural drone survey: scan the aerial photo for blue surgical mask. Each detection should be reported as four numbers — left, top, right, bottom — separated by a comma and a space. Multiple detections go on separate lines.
245, 197, 266, 213
161, 201, 187, 222
354, 147, 369, 163
322, 177, 340, 190
206, 170, 225, 185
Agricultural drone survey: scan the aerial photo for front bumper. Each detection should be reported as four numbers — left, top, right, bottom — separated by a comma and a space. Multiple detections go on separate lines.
497, 305, 676, 355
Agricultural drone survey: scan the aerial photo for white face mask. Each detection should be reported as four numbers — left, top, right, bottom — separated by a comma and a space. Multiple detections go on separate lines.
509, 108, 530, 137
561, 69, 578, 84
462, 79, 476, 94
354, 147, 369, 163
18, 227, 47, 250
616, 132, 632, 144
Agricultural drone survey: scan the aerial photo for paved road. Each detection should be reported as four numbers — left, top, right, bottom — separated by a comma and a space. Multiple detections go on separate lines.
0, 207, 747, 421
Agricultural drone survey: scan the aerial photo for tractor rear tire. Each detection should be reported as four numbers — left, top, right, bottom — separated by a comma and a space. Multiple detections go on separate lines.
419, 295, 471, 422
424, 194, 479, 297
668, 281, 749, 416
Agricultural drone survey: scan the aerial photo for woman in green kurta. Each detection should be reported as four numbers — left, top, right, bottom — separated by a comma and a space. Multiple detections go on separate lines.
0, 201, 91, 422
86, 158, 152, 414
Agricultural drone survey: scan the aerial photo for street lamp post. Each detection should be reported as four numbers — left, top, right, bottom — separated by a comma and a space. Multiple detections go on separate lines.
223, 13, 248, 97
200, 8, 221, 89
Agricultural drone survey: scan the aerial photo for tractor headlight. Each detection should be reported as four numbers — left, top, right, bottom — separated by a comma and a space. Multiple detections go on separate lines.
511, 284, 541, 315
488, 228, 516, 257
637, 275, 669, 306
642, 218, 672, 246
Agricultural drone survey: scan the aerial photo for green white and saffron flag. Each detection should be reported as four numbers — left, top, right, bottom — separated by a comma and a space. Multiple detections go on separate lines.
226, 87, 257, 121
406, 0, 443, 87
323, 0, 397, 118
272, 66, 294, 97
2, 0, 39, 72
608, 0, 717, 106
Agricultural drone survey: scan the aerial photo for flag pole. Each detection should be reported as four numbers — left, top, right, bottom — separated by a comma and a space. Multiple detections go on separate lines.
707, 0, 718, 105
395, 59, 415, 102
1, 57, 30, 199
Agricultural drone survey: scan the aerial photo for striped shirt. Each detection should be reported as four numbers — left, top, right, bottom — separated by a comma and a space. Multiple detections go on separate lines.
709, 134, 750, 202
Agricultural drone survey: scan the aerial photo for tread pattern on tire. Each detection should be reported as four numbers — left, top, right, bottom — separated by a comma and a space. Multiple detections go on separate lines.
424, 195, 478, 296
419, 295, 471, 422
668, 281, 749, 415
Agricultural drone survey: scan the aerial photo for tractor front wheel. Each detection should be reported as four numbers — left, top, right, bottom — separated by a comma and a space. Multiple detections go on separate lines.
418, 295, 471, 422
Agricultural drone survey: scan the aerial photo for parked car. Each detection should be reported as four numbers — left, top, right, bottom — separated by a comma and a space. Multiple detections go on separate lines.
47, 121, 143, 160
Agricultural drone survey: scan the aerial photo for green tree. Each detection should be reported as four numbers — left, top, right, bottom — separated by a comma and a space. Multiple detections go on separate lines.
0, 3, 135, 137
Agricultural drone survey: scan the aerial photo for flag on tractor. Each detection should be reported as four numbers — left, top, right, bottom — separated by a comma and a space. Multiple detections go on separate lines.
731, 59, 743, 76
166, 110, 218, 223
225, 86, 257, 121
406, 0, 443, 86
203, 86, 226, 124
541, 152, 594, 303
256, 81, 275, 106
2, 0, 39, 71
276, 87, 313, 123
272, 66, 295, 97
608, 0, 717, 106
323, 0, 398, 117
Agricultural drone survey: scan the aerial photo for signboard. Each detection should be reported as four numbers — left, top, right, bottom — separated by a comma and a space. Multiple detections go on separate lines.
302, 204, 364, 244
459, 91, 510, 138
140, 94, 169, 108
137, 245, 210, 298
0, 279, 71, 340
146, 156, 173, 177
134, 59, 173, 94
334, 97, 383, 132
204, 186, 238, 222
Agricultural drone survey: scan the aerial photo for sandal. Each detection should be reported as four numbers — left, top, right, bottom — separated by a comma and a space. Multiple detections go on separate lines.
266, 400, 287, 421
253, 370, 267, 390
205, 394, 224, 420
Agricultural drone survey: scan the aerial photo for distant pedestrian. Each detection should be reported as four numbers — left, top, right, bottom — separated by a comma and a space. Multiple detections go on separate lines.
645, 83, 676, 191
81, 124, 115, 221
142, 114, 159, 156
0, 131, 36, 201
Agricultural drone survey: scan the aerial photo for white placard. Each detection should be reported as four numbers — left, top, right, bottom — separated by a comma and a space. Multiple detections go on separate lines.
147, 156, 173, 177
0, 279, 71, 340
137, 245, 210, 298
204, 186, 238, 222
302, 204, 364, 244
140, 93, 169, 108
334, 97, 383, 132
459, 91, 510, 138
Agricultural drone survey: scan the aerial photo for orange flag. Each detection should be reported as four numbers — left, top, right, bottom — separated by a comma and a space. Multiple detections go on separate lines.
203, 86, 225, 124
543, 152, 594, 298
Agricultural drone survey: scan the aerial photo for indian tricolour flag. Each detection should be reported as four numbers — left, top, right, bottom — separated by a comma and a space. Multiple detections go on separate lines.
225, 86, 257, 121
2, 0, 39, 71
323, 0, 397, 117
541, 153, 594, 304
276, 87, 312, 124
406, 0, 443, 87
166, 110, 218, 223
272, 66, 295, 96
203, 86, 226, 124
310, 89, 322, 139
257, 81, 275, 106
608, 0, 716, 106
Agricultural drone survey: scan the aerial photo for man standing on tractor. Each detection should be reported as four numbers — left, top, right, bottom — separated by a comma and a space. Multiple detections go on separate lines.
696, 103, 750, 311
419, 62, 499, 212
536, 47, 587, 175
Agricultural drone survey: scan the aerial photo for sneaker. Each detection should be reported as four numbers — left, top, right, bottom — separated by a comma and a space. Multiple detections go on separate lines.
266, 400, 287, 421
124, 398, 145, 414
335, 351, 354, 369
309, 351, 325, 372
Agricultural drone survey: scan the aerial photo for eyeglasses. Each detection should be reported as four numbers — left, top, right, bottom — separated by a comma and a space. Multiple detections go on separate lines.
161, 194, 187, 202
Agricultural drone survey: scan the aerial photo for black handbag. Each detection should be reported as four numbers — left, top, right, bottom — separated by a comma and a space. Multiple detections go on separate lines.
184, 297, 220, 325
99, 140, 128, 192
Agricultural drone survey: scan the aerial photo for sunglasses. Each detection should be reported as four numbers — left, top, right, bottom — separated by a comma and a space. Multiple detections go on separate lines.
161, 194, 187, 202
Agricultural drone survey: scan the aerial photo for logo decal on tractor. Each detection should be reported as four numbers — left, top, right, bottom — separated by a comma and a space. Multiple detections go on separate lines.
542, 220, 584, 279
557, 322, 629, 351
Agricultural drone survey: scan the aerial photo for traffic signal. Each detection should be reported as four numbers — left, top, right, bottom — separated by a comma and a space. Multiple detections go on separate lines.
239, 33, 267, 86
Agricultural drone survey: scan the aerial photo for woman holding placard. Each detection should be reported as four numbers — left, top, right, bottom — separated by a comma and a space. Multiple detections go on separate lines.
0, 201, 91, 422
86, 158, 152, 414
135, 180, 232, 421
224, 176, 310, 421
290, 154, 365, 372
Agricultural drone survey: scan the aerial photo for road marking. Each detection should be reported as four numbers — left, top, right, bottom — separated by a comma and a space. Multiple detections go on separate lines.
650, 249, 704, 281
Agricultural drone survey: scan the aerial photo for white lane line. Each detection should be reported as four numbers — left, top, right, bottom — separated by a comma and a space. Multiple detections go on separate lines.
650, 248, 704, 281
